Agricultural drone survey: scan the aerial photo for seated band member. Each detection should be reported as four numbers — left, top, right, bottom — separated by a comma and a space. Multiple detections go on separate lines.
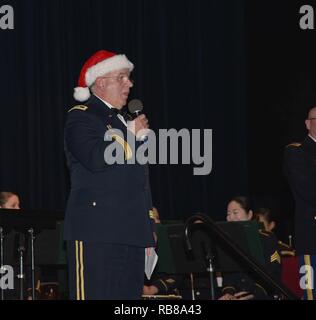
254, 207, 294, 257
0, 191, 42, 299
0, 192, 20, 209
220, 196, 281, 300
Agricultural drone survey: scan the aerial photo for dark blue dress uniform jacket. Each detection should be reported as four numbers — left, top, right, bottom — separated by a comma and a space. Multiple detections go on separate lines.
284, 136, 316, 255
63, 95, 155, 247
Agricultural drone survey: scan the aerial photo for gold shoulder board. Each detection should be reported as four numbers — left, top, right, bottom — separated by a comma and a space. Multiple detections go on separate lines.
68, 105, 88, 113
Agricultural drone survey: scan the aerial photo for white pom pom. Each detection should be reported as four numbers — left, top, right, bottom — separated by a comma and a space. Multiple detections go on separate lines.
73, 87, 91, 102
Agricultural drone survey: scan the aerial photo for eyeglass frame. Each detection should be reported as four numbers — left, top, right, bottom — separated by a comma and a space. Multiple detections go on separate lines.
100, 74, 134, 84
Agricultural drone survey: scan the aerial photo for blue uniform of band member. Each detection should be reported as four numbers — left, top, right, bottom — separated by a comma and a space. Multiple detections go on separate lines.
64, 50, 156, 300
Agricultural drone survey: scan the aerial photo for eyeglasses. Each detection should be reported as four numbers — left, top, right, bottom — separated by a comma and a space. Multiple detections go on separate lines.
101, 74, 134, 84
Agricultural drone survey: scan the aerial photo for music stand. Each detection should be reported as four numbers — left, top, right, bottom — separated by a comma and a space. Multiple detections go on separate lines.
156, 220, 266, 300
156, 223, 211, 299
211, 221, 265, 272
156, 223, 206, 274
187, 220, 266, 299
0, 209, 57, 300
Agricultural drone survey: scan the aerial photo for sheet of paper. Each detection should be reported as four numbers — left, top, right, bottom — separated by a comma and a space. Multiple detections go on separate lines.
144, 247, 158, 280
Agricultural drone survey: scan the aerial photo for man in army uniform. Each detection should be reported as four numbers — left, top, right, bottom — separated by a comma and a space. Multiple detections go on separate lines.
284, 106, 316, 299
64, 50, 156, 300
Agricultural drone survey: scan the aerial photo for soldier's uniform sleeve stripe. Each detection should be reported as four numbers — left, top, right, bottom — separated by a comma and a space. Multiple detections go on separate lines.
270, 251, 281, 264
68, 105, 88, 113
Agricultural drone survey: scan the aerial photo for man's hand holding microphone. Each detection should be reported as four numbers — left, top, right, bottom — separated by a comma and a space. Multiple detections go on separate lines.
127, 99, 150, 139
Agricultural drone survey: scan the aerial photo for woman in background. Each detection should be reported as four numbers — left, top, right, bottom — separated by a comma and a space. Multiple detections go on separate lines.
0, 191, 43, 299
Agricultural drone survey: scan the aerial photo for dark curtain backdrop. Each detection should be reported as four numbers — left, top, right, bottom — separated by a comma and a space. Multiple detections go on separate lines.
0, 0, 247, 222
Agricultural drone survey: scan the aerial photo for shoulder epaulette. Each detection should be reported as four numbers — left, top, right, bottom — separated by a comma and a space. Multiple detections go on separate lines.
286, 142, 301, 148
68, 105, 88, 113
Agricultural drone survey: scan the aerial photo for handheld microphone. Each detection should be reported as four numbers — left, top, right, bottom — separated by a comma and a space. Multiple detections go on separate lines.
127, 99, 148, 142
128, 99, 144, 119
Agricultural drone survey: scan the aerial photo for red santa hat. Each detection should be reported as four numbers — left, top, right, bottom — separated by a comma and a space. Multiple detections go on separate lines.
74, 50, 134, 102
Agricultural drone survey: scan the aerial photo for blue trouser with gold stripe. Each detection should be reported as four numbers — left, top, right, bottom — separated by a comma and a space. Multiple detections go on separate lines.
299, 255, 316, 300
67, 241, 145, 300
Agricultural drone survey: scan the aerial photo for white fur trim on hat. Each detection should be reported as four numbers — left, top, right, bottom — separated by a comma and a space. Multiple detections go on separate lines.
85, 54, 134, 87
73, 87, 91, 102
